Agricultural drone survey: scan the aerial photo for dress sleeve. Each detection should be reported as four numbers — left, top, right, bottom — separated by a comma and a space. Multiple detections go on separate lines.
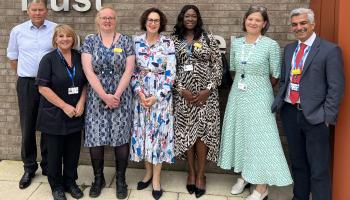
131, 37, 142, 94
269, 39, 281, 79
36, 53, 53, 87
80, 34, 94, 54
124, 35, 135, 57
207, 33, 223, 90
156, 37, 176, 102
229, 36, 236, 71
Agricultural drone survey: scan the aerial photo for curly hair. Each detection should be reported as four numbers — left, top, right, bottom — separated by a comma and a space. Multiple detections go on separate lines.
173, 5, 204, 40
140, 7, 167, 33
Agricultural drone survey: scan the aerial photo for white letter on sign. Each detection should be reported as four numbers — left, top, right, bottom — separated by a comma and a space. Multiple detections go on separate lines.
51, 0, 70, 11
72, 0, 91, 12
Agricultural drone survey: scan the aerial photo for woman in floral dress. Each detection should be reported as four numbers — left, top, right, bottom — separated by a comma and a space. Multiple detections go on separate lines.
130, 8, 176, 200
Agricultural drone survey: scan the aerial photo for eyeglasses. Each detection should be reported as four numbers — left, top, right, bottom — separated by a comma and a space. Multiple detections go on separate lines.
147, 18, 160, 25
100, 16, 116, 21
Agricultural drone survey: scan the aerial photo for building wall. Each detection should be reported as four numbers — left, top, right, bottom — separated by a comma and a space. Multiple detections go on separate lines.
0, 0, 310, 171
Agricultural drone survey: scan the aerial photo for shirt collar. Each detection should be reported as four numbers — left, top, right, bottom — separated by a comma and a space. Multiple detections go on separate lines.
29, 20, 48, 30
298, 32, 316, 47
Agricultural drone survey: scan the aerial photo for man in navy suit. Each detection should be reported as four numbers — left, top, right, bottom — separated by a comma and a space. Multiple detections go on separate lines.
272, 8, 344, 200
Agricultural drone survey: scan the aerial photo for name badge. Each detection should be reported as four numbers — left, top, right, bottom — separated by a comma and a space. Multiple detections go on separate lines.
238, 82, 247, 91
184, 64, 193, 71
68, 87, 79, 95
194, 42, 202, 48
113, 48, 123, 53
289, 83, 299, 91
292, 68, 301, 75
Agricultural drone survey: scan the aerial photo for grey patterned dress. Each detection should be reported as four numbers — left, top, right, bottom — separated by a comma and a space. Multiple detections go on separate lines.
81, 34, 135, 147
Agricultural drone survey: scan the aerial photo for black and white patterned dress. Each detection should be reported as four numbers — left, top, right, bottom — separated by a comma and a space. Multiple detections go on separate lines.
81, 34, 135, 147
172, 33, 222, 162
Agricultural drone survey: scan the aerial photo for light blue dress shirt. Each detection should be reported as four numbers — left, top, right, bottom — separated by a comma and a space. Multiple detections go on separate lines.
7, 20, 57, 77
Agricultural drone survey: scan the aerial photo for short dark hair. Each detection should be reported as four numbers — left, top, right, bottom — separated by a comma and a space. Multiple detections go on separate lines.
242, 5, 270, 35
140, 8, 167, 33
173, 5, 204, 40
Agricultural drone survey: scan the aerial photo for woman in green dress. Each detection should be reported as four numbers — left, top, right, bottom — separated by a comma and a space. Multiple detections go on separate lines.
218, 5, 292, 200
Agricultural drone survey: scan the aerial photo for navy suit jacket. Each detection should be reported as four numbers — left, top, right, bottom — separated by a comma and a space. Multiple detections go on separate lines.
272, 36, 344, 125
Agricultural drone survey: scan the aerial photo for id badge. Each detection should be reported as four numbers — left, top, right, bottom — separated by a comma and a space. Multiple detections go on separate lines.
238, 82, 247, 91
292, 69, 301, 75
184, 64, 193, 71
289, 83, 299, 91
68, 87, 79, 95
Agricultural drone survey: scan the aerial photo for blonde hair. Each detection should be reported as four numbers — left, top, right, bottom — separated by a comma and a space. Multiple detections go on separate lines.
52, 24, 77, 49
95, 5, 117, 31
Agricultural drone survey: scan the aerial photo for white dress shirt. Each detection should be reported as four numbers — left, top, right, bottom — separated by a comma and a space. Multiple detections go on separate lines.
285, 32, 317, 104
7, 20, 57, 77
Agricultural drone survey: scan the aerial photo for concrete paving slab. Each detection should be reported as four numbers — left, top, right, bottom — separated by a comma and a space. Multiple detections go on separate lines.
110, 168, 146, 189
128, 189, 178, 200
0, 160, 24, 181
268, 185, 293, 200
76, 165, 115, 187
228, 196, 246, 200
0, 160, 48, 183
81, 187, 130, 200
179, 193, 228, 200
28, 183, 86, 200
0, 181, 40, 200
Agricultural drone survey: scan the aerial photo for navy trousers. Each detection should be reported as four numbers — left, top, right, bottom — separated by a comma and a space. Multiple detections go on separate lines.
281, 103, 331, 200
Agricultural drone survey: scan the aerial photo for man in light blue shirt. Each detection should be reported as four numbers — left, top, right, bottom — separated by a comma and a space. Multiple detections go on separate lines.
7, 0, 56, 190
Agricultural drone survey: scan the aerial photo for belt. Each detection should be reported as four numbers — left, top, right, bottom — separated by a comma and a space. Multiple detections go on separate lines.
289, 103, 302, 111
19, 77, 35, 80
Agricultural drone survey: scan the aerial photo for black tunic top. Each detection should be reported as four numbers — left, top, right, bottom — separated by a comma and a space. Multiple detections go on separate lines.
36, 49, 86, 135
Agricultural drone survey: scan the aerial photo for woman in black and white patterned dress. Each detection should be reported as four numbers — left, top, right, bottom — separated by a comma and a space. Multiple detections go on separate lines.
172, 4, 222, 198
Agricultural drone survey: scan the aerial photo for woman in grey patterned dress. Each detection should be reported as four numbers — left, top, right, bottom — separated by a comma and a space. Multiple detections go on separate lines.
81, 6, 135, 199
172, 5, 222, 198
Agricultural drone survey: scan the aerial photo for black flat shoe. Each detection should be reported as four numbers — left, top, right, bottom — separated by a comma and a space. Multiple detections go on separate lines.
186, 184, 196, 194
137, 178, 152, 190
52, 188, 67, 200
152, 189, 163, 200
19, 172, 34, 189
65, 183, 84, 199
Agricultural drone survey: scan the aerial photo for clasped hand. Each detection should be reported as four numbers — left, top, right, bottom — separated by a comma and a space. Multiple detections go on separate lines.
62, 102, 85, 118
103, 93, 120, 109
181, 89, 210, 107
138, 92, 157, 108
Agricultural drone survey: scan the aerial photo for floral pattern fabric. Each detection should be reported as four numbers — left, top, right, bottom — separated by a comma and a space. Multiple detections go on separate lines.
130, 34, 176, 164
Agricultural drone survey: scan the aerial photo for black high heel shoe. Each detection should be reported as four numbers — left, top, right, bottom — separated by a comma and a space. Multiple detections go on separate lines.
137, 178, 152, 190
186, 175, 196, 194
195, 176, 206, 198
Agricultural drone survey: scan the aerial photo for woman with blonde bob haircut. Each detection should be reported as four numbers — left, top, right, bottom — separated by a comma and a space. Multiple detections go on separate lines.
36, 24, 87, 200
81, 5, 135, 199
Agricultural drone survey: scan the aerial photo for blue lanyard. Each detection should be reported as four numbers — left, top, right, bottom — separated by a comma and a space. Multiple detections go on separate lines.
183, 40, 193, 57
292, 43, 311, 70
56, 49, 76, 87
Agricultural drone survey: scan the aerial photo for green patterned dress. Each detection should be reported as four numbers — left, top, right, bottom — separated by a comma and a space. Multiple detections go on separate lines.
218, 36, 293, 186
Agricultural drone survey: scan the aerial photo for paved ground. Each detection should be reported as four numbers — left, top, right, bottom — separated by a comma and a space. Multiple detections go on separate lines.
0, 160, 293, 200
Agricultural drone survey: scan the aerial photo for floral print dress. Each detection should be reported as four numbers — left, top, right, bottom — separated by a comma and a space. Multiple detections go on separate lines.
130, 34, 176, 164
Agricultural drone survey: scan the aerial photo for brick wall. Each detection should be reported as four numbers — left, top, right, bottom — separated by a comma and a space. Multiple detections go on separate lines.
0, 0, 310, 172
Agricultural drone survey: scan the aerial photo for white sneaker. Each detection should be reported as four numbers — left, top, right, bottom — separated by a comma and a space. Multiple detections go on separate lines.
246, 189, 268, 200
230, 178, 250, 195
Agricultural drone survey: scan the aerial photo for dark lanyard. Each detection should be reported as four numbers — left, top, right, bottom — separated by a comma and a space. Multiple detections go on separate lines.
56, 49, 76, 87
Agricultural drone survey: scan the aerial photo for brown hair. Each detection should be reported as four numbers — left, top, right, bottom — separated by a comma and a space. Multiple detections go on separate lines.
140, 8, 167, 33
52, 24, 77, 49
242, 5, 270, 35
